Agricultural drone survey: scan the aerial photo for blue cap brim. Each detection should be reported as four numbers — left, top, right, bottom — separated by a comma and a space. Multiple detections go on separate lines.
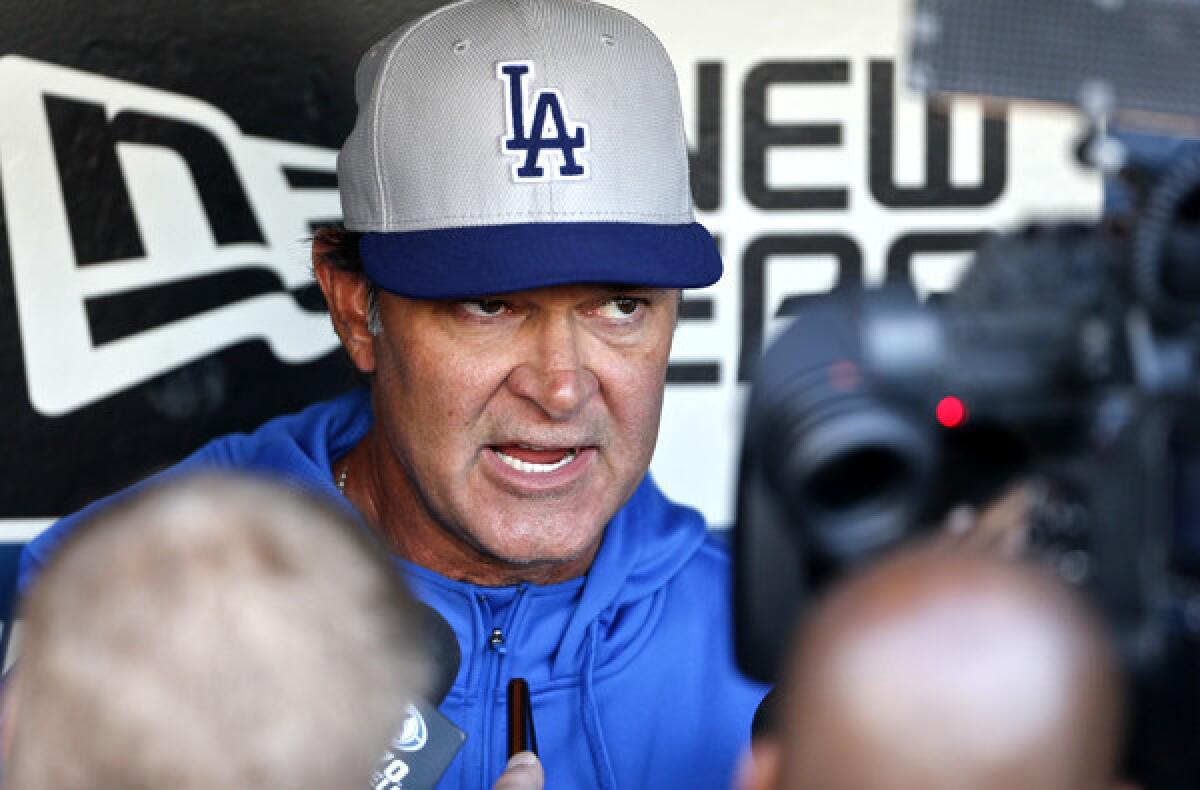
359, 222, 721, 299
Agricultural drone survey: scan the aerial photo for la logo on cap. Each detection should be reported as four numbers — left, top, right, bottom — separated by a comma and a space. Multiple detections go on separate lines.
497, 61, 590, 182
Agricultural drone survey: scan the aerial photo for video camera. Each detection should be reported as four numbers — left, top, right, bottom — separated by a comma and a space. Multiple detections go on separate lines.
733, 1, 1200, 786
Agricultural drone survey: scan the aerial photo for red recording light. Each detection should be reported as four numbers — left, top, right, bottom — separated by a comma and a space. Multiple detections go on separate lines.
936, 396, 967, 428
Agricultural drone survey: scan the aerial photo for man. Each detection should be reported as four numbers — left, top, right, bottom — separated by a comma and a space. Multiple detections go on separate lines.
19, 1, 767, 787
5, 475, 428, 789
741, 545, 1125, 790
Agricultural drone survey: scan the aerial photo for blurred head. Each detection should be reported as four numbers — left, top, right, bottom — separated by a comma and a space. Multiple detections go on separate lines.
743, 545, 1123, 790
4, 474, 427, 790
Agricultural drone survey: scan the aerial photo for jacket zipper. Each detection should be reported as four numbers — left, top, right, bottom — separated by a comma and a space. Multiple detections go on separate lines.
489, 627, 507, 654
477, 587, 528, 788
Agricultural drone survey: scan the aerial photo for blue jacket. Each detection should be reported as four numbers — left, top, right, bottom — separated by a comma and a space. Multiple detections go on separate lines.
20, 390, 767, 789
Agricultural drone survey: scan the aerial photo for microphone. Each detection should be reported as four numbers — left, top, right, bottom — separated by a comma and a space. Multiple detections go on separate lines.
371, 602, 466, 790
416, 600, 462, 705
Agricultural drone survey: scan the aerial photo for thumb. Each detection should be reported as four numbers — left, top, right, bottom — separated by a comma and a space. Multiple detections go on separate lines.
493, 751, 544, 790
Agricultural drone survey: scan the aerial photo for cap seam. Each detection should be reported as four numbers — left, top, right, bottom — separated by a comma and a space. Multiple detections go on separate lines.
370, 0, 481, 223
562, 0, 695, 216
533, 0, 555, 216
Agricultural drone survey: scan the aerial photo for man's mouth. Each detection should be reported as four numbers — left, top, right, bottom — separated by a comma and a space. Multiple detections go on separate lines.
491, 444, 580, 474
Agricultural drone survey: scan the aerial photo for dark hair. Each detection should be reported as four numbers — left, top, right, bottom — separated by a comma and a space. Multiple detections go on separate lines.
313, 224, 365, 273
313, 224, 381, 335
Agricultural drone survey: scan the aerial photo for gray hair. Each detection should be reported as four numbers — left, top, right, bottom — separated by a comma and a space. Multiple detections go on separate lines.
366, 282, 382, 336
6, 474, 427, 790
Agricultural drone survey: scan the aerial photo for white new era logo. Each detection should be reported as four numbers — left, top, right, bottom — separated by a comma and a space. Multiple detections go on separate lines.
0, 56, 341, 416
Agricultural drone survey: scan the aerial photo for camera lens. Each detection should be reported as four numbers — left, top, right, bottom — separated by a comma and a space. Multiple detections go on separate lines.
772, 406, 934, 563
804, 445, 911, 513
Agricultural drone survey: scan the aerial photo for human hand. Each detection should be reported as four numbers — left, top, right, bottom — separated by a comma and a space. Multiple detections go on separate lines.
493, 752, 543, 790
937, 481, 1033, 558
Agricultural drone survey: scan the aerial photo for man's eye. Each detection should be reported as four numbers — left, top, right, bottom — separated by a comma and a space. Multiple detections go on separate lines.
598, 297, 646, 319
460, 299, 509, 317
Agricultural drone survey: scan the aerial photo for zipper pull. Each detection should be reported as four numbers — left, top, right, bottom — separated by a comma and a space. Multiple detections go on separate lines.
489, 627, 507, 654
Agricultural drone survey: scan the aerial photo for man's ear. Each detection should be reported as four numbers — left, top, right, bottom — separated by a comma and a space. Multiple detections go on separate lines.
312, 234, 376, 374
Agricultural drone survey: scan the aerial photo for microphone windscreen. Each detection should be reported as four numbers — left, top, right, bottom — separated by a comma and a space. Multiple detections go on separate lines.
413, 600, 461, 704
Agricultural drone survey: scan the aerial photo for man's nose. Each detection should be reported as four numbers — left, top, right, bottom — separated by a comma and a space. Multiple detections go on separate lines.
506, 316, 599, 420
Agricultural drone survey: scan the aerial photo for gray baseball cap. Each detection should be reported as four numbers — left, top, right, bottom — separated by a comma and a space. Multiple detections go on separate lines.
337, 0, 721, 299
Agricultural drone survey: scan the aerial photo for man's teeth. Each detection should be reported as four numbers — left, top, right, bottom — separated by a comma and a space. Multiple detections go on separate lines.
494, 448, 578, 474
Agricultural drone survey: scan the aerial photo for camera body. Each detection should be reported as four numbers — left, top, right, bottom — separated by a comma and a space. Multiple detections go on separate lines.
735, 1, 1200, 784
733, 184, 1200, 783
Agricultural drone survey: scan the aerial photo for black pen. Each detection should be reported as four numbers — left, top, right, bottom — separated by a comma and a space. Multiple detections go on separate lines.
506, 677, 538, 758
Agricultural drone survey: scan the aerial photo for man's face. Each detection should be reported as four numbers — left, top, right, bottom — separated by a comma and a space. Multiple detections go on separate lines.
366, 284, 678, 576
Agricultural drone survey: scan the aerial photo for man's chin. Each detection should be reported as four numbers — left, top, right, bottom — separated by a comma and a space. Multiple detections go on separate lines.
449, 495, 624, 581
484, 538, 597, 568
467, 522, 607, 580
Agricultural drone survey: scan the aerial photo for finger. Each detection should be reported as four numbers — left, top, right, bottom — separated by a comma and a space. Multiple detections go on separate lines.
493, 751, 544, 790
971, 483, 1031, 558
938, 504, 978, 543
938, 482, 1032, 558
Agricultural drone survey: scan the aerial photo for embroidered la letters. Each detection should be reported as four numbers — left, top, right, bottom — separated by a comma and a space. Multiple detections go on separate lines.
498, 61, 589, 181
